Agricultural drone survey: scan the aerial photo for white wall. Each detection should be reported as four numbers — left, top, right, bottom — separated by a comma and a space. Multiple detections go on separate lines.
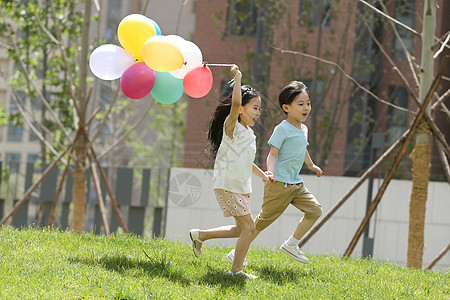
165, 167, 450, 271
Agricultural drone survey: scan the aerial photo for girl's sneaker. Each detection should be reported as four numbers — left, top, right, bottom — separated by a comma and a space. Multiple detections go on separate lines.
225, 249, 248, 266
228, 270, 258, 279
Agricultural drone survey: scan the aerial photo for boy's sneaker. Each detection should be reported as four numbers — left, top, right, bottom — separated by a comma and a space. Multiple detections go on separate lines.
225, 249, 248, 266
279, 241, 309, 264
228, 270, 258, 279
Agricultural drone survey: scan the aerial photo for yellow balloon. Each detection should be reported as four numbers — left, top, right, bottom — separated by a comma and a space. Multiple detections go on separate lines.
118, 14, 157, 61
142, 36, 184, 72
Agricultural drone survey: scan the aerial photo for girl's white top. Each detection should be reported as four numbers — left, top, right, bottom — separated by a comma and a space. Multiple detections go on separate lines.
213, 120, 256, 194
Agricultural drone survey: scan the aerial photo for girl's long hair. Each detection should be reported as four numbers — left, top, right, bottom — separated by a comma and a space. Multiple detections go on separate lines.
207, 85, 259, 157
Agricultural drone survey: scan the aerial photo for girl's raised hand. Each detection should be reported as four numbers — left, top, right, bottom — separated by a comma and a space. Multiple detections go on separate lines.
230, 64, 241, 77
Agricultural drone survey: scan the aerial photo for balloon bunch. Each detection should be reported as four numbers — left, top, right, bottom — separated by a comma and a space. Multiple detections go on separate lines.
89, 14, 213, 103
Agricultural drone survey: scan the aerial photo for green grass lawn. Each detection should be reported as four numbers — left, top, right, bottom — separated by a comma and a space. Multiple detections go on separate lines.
0, 227, 448, 299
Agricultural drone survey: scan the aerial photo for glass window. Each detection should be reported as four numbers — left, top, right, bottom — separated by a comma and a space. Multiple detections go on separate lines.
7, 98, 23, 142
299, 0, 331, 28
105, 0, 122, 43
393, 0, 415, 59
28, 121, 39, 142
5, 153, 21, 174
386, 86, 409, 145
7, 124, 23, 142
227, 0, 257, 37
27, 154, 39, 163
304, 79, 325, 116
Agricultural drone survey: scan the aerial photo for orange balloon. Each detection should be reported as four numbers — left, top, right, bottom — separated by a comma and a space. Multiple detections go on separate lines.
142, 35, 184, 72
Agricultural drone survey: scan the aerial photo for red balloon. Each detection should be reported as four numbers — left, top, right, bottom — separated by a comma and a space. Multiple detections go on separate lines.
183, 65, 213, 98
120, 62, 155, 99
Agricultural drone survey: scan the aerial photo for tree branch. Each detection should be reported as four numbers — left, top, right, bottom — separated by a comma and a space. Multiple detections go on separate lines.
90, 82, 121, 142
8, 33, 71, 139
376, 0, 420, 89
431, 88, 450, 113
6, 81, 67, 164
270, 45, 413, 113
433, 30, 450, 58
98, 100, 155, 159
357, 0, 420, 37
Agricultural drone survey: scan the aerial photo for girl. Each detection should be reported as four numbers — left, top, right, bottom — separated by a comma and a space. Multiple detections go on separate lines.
189, 65, 270, 278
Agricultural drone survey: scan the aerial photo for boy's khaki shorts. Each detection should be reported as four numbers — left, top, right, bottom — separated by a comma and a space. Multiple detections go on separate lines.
254, 181, 322, 232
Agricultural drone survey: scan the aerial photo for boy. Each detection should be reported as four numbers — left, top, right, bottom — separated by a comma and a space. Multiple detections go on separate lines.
227, 81, 323, 264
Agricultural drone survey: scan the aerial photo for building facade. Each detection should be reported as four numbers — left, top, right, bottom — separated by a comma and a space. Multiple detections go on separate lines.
183, 0, 449, 180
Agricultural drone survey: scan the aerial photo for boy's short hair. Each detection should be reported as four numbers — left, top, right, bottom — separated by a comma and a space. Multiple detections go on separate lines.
279, 81, 310, 114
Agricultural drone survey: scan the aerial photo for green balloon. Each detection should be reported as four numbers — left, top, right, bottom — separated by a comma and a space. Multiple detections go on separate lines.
151, 71, 184, 104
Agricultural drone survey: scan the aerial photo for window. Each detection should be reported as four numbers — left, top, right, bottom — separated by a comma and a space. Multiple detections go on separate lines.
393, 0, 415, 59
27, 154, 39, 163
7, 98, 23, 142
386, 86, 409, 145
7, 124, 23, 142
227, 0, 257, 37
28, 121, 39, 142
304, 79, 325, 116
105, 0, 122, 43
299, 0, 331, 28
5, 153, 21, 174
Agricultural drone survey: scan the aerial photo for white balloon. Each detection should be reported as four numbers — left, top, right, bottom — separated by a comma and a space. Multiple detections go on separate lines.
89, 44, 136, 80
170, 40, 203, 79
166, 34, 186, 44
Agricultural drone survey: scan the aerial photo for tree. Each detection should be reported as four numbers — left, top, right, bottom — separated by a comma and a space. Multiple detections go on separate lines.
407, 0, 436, 269
0, 0, 153, 233
291, 0, 449, 270
356, 0, 449, 270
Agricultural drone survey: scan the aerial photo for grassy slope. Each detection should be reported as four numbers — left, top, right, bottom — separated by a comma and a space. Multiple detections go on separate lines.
0, 227, 448, 299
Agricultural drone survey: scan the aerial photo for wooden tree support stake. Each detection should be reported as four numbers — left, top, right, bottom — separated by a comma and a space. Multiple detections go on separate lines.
342, 56, 449, 258
89, 144, 129, 234
88, 152, 110, 236
426, 243, 450, 270
298, 135, 403, 247
0, 143, 72, 226
47, 156, 72, 226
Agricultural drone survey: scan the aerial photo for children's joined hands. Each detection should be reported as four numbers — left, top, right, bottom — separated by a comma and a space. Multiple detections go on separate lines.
263, 171, 274, 183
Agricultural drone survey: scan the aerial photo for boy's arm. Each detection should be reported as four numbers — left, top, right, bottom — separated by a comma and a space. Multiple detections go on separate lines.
266, 146, 279, 182
305, 150, 323, 177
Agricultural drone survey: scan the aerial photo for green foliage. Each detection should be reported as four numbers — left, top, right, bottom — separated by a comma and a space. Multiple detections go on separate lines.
0, 105, 6, 126
0, 227, 449, 299
0, 0, 84, 162
130, 99, 188, 206
132, 100, 187, 169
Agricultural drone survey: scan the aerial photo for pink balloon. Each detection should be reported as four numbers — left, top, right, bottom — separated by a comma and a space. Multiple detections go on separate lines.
120, 62, 155, 99
183, 65, 213, 98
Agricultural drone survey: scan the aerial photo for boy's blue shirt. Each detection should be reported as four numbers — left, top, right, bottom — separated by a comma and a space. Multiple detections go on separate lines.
268, 120, 308, 184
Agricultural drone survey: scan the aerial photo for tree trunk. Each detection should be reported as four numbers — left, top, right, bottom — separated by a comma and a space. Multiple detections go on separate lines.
407, 0, 436, 269
71, 129, 88, 233
407, 129, 430, 268
70, 0, 91, 233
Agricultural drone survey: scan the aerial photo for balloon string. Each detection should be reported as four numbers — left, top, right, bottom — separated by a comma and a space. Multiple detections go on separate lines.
204, 63, 234, 67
